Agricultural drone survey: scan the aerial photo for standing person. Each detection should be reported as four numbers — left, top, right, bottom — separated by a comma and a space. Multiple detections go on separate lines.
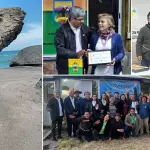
124, 108, 141, 137
136, 12, 150, 67
109, 113, 124, 141
64, 89, 80, 137
91, 94, 102, 120
137, 96, 150, 135
114, 92, 120, 107
100, 92, 109, 118
106, 90, 112, 101
108, 97, 118, 120
47, 90, 64, 141
54, 6, 91, 74
128, 94, 139, 113
117, 94, 129, 121
74, 90, 83, 116
82, 91, 92, 114
90, 13, 125, 75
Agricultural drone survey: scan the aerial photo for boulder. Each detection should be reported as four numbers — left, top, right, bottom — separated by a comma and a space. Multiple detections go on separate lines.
0, 7, 26, 50
10, 45, 42, 67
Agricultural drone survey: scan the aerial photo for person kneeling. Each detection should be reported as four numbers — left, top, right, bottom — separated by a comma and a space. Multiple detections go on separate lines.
109, 113, 124, 141
92, 114, 110, 141
71, 112, 93, 142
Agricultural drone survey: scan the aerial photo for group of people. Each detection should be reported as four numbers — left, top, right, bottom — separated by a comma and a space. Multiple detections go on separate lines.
47, 89, 150, 142
54, 6, 125, 75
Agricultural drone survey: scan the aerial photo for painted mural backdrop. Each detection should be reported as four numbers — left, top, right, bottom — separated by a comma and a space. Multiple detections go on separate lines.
99, 80, 140, 97
43, 0, 87, 55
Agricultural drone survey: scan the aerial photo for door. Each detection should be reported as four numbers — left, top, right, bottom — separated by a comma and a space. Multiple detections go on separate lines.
88, 0, 119, 32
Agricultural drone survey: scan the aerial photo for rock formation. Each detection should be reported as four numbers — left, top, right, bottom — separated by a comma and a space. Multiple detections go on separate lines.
0, 7, 25, 50
10, 45, 42, 67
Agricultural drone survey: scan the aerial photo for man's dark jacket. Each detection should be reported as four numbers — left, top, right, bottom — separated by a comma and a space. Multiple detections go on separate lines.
136, 24, 150, 61
54, 21, 91, 74
64, 96, 81, 117
47, 97, 64, 121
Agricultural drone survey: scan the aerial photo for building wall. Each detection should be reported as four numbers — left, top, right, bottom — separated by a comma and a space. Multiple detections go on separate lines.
122, 0, 131, 52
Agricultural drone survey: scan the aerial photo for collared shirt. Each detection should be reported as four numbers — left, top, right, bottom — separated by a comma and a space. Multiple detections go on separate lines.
92, 101, 96, 107
55, 97, 63, 116
70, 96, 75, 109
69, 21, 82, 53
131, 101, 137, 113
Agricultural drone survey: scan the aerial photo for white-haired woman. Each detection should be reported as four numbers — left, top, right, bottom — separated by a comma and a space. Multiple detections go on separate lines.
90, 13, 125, 75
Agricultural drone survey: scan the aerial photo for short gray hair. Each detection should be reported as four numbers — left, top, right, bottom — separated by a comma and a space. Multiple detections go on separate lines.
68, 6, 85, 19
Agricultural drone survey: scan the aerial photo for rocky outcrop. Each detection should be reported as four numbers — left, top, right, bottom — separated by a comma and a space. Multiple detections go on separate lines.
10, 45, 42, 67
0, 7, 25, 50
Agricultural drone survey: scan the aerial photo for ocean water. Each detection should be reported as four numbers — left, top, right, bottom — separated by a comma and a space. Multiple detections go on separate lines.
0, 50, 19, 68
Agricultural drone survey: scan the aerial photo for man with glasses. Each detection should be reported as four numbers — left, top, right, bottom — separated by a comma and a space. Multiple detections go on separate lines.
55, 6, 92, 74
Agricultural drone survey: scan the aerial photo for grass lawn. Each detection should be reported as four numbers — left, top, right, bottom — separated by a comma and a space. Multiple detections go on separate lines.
58, 135, 150, 150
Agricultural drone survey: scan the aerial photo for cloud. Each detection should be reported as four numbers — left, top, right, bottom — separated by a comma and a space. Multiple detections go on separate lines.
4, 23, 42, 51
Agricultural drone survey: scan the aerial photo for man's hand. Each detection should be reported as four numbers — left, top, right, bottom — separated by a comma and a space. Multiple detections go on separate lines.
85, 49, 92, 57
129, 123, 133, 127
77, 50, 86, 58
137, 56, 142, 61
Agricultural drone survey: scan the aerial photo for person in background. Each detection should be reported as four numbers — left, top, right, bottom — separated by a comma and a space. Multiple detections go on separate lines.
109, 113, 124, 141
71, 112, 94, 142
128, 94, 139, 113
54, 6, 91, 74
106, 90, 112, 101
114, 92, 120, 107
108, 97, 118, 120
74, 90, 83, 116
147, 94, 150, 102
47, 90, 64, 141
100, 92, 109, 118
82, 91, 92, 114
137, 96, 150, 135
93, 114, 110, 141
64, 89, 80, 137
124, 108, 141, 137
90, 13, 125, 75
117, 94, 129, 121
136, 12, 150, 67
91, 94, 102, 121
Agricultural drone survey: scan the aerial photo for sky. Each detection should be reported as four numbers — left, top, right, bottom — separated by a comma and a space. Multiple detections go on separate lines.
0, 0, 42, 51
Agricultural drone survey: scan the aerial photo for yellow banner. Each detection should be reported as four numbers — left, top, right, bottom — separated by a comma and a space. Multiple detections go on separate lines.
68, 59, 83, 67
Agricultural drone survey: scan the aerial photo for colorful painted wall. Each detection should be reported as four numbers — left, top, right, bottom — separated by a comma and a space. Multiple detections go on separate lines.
43, 0, 87, 55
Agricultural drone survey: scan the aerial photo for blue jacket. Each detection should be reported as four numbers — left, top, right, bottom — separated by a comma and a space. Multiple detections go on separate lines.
90, 33, 125, 74
137, 102, 150, 119
64, 96, 80, 117
82, 98, 93, 114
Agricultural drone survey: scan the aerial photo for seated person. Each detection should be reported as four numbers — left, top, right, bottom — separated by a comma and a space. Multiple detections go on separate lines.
71, 112, 94, 142
109, 113, 124, 141
92, 114, 110, 141
124, 108, 141, 137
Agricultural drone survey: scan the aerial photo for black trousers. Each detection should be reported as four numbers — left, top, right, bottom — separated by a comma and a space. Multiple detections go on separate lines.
51, 116, 63, 138
76, 129, 92, 142
66, 117, 78, 137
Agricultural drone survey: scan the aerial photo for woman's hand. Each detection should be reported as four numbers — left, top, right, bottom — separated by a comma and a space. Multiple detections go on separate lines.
107, 59, 115, 66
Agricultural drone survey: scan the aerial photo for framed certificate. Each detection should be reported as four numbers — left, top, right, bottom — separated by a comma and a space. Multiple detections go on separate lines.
88, 49, 112, 65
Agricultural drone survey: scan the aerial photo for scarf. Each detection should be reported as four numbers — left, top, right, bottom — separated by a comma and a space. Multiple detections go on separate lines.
100, 29, 114, 40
